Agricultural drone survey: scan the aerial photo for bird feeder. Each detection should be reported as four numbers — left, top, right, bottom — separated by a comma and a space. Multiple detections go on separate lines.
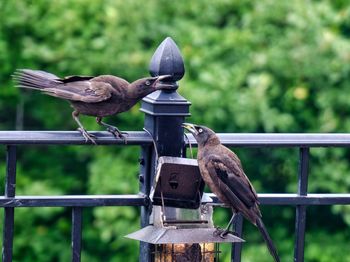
150, 156, 205, 209
126, 157, 244, 261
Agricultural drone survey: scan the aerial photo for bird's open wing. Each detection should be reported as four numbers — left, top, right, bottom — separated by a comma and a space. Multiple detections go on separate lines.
43, 80, 113, 103
205, 153, 259, 208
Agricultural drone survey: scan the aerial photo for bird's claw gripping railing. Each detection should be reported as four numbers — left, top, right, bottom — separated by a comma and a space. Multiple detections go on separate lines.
2, 37, 350, 262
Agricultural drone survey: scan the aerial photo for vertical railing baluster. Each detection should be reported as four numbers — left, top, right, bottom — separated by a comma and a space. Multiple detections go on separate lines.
2, 145, 17, 262
231, 214, 244, 262
71, 207, 83, 262
139, 145, 153, 262
294, 147, 309, 262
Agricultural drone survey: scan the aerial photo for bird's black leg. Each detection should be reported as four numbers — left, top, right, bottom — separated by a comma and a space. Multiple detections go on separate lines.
96, 117, 128, 141
72, 111, 97, 145
213, 212, 239, 239
222, 212, 239, 237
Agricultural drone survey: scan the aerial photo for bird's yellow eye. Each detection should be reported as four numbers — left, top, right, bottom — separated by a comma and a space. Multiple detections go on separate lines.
198, 128, 203, 133
145, 80, 151, 86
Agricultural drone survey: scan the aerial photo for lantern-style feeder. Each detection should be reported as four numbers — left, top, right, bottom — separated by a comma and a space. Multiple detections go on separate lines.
126, 157, 244, 261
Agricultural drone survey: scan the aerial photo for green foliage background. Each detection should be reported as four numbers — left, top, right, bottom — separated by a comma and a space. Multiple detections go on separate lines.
1, 0, 350, 261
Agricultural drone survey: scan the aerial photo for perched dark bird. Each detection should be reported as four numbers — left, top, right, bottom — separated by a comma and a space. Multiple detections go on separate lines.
13, 69, 172, 144
182, 123, 280, 262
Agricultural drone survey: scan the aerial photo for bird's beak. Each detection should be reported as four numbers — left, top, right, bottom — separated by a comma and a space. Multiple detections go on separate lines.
157, 75, 173, 81
182, 123, 198, 135
153, 75, 175, 90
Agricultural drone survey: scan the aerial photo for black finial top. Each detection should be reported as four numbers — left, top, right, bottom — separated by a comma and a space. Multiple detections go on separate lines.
149, 37, 185, 82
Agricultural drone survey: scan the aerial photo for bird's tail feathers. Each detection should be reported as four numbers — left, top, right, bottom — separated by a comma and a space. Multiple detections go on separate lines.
256, 217, 280, 262
13, 69, 59, 90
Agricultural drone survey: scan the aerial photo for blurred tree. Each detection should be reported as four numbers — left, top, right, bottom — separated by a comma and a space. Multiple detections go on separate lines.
1, 0, 350, 261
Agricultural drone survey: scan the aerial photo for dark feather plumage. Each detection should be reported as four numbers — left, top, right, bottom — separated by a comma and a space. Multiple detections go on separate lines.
13, 69, 172, 143
182, 123, 280, 262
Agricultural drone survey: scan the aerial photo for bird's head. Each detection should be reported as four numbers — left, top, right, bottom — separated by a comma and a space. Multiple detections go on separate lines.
182, 123, 220, 147
130, 75, 174, 98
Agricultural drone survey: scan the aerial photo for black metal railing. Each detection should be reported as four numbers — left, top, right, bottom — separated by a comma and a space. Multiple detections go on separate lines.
1, 132, 350, 262
0, 134, 150, 262
2, 37, 350, 262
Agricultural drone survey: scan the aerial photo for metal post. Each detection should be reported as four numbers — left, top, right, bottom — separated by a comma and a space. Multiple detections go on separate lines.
139, 37, 190, 262
139, 144, 153, 261
231, 214, 243, 262
3, 146, 17, 262
294, 147, 309, 262
71, 207, 83, 262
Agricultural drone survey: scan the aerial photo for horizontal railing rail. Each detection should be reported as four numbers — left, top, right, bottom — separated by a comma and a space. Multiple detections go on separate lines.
0, 131, 152, 145
206, 193, 350, 205
0, 195, 148, 207
2, 131, 350, 146
0, 193, 348, 208
188, 133, 350, 147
